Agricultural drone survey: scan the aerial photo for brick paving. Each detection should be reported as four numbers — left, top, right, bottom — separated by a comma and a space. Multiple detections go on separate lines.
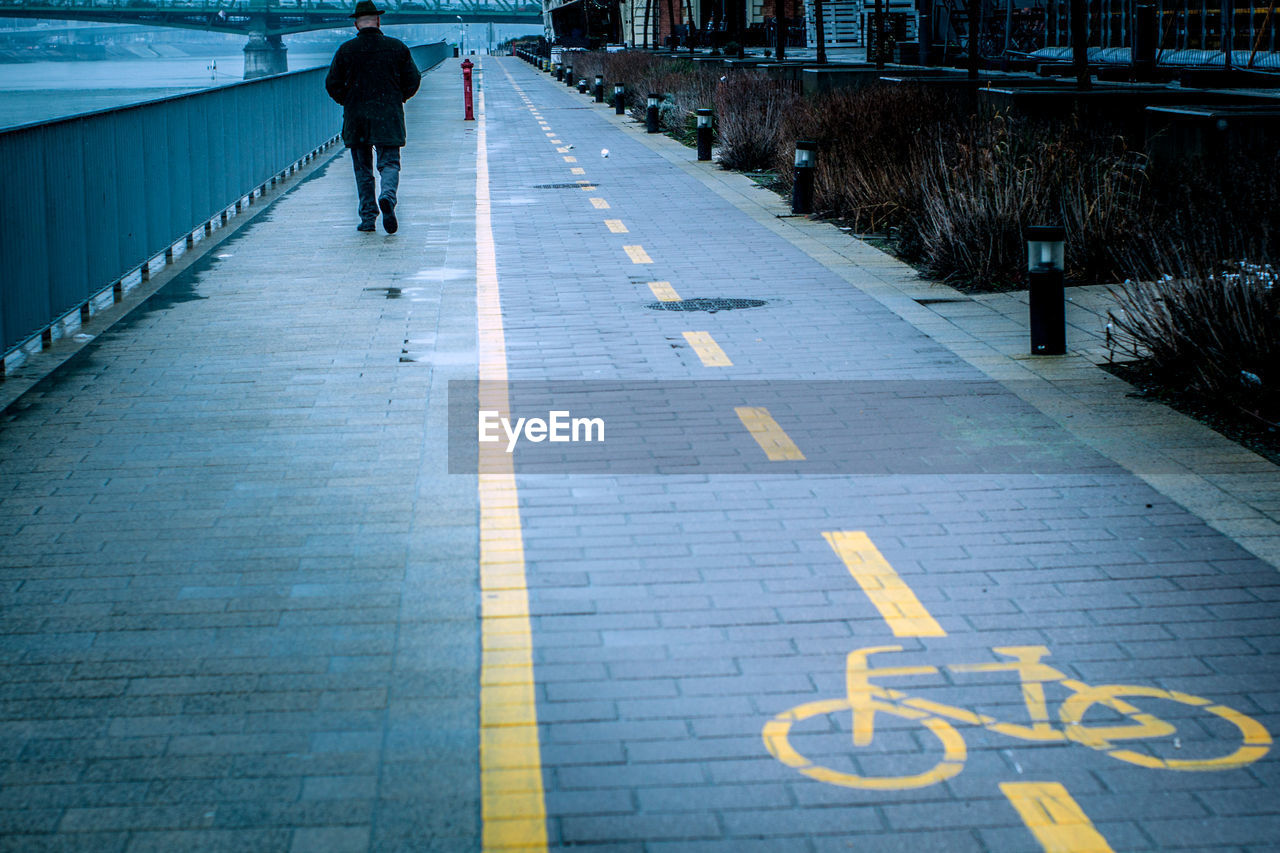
0, 54, 1277, 851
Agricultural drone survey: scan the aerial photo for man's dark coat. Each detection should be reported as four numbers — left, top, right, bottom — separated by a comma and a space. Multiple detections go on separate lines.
325, 28, 421, 147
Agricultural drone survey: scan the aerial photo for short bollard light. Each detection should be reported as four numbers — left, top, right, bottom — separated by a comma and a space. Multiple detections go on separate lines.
696, 108, 713, 161
594, 75, 605, 102
1026, 225, 1067, 355
578, 77, 588, 93
564, 66, 574, 86
646, 93, 660, 133
791, 140, 818, 214
614, 83, 625, 114
554, 63, 562, 80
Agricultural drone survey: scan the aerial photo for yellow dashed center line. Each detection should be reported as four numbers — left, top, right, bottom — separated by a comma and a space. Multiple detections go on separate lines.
647, 281, 681, 301
570, 167, 586, 175
605, 219, 628, 233
624, 245, 652, 264
683, 331, 732, 366
590, 198, 610, 210
1001, 782, 1115, 853
563, 156, 577, 162
556, 146, 572, 153
735, 406, 805, 461
822, 531, 945, 638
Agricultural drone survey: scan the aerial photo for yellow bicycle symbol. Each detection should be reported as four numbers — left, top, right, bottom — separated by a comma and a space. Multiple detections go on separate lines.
763, 645, 1272, 790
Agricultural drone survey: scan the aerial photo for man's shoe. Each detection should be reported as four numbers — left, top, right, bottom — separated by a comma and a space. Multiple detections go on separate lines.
379, 198, 397, 234
357, 221, 376, 232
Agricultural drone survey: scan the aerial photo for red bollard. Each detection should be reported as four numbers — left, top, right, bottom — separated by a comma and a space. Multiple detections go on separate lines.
461, 59, 475, 121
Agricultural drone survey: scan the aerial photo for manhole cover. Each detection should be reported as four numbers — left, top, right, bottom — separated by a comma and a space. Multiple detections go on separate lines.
646, 298, 767, 312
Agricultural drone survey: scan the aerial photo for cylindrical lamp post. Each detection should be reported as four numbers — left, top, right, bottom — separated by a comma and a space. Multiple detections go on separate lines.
696, 109, 713, 161
646, 93, 660, 133
614, 83, 625, 114
1026, 226, 1067, 355
594, 75, 605, 102
791, 141, 817, 214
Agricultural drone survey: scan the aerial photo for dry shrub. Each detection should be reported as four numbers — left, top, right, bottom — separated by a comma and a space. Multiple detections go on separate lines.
1118, 154, 1280, 281
569, 52, 719, 135
912, 120, 1041, 288
775, 84, 959, 235
1108, 264, 1279, 416
714, 71, 796, 172
912, 115, 1147, 289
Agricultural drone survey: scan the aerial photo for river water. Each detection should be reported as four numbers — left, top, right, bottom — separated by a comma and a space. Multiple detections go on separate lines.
0, 48, 341, 130
0, 20, 513, 130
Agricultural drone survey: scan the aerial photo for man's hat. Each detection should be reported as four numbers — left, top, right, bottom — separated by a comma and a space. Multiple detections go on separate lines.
349, 0, 385, 16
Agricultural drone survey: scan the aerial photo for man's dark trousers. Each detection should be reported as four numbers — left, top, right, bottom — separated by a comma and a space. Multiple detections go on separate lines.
351, 145, 400, 228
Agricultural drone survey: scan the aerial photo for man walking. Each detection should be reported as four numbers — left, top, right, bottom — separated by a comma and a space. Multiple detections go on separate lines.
325, 0, 421, 234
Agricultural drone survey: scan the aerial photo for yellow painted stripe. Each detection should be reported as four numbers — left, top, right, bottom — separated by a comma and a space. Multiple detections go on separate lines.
480, 62, 548, 852
624, 245, 652, 264
563, 156, 577, 163
605, 219, 628, 233
822, 531, 945, 638
683, 331, 732, 366
570, 167, 586, 175
647, 281, 681, 301
556, 146, 572, 153
590, 198, 610, 210
1001, 783, 1114, 853
735, 406, 805, 461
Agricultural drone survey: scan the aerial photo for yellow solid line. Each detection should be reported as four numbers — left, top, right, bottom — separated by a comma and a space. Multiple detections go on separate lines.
605, 219, 628, 233
647, 281, 681, 301
590, 198, 610, 209
624, 245, 652, 264
480, 62, 548, 852
683, 331, 731, 366
735, 406, 805, 461
822, 531, 945, 638
1001, 782, 1115, 853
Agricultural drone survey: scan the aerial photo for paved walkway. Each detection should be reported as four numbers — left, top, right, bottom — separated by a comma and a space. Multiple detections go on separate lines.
0, 56, 1278, 852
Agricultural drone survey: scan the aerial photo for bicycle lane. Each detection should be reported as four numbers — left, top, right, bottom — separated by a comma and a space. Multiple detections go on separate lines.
479, 56, 1280, 851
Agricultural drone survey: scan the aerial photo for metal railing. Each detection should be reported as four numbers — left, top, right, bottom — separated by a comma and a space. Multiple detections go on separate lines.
0, 41, 449, 360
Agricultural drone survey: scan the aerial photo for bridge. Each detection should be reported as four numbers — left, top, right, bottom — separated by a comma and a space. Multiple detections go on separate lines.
0, 0, 542, 74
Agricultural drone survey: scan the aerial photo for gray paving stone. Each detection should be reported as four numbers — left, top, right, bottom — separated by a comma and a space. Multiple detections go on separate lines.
1, 54, 1278, 852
